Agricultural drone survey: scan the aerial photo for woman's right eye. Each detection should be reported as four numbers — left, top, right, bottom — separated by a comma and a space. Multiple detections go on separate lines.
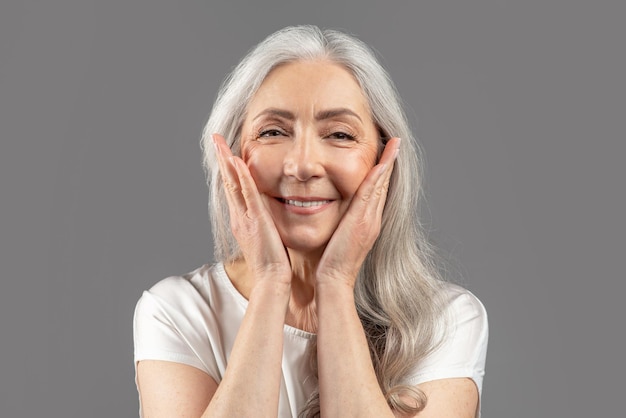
259, 129, 285, 137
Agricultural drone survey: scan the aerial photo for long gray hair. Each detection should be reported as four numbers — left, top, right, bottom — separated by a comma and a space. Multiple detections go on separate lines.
201, 25, 446, 416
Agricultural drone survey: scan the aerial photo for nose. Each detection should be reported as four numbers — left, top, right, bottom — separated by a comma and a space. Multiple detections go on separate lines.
282, 134, 325, 181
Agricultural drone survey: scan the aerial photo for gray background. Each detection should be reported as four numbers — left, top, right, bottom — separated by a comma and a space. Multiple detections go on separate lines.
1, 0, 624, 417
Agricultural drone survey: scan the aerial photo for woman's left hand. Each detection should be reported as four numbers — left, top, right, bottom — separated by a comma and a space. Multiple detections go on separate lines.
316, 137, 401, 287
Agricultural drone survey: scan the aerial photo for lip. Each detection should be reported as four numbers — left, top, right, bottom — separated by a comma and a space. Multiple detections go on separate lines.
274, 196, 334, 214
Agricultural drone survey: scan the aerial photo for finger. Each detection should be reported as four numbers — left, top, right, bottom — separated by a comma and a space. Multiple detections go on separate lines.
343, 137, 397, 229
377, 137, 401, 168
213, 133, 237, 179
373, 137, 400, 216
360, 137, 400, 193
214, 134, 269, 222
230, 156, 266, 216
212, 133, 233, 180
353, 137, 400, 211
212, 133, 234, 158
212, 133, 247, 216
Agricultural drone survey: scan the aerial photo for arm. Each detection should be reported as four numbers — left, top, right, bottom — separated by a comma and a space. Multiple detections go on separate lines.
316, 281, 395, 417
202, 279, 290, 417
136, 280, 290, 418
136, 134, 292, 417
315, 138, 399, 417
316, 287, 480, 418
315, 138, 480, 417
412, 378, 479, 418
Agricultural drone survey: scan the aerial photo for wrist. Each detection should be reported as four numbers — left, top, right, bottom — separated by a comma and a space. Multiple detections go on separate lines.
316, 270, 357, 289
247, 280, 291, 321
315, 279, 356, 305
251, 279, 291, 298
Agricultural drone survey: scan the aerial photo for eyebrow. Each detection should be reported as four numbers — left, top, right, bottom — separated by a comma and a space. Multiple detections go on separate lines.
253, 107, 363, 123
315, 108, 363, 122
253, 108, 295, 121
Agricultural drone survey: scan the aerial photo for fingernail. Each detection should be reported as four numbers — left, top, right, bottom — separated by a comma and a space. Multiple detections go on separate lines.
230, 156, 239, 170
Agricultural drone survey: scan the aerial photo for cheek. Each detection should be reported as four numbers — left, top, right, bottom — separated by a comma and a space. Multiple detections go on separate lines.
353, 144, 379, 176
330, 148, 377, 196
359, 145, 379, 168
242, 145, 284, 191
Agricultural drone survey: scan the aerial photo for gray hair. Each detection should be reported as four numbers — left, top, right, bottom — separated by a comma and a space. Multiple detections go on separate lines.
201, 25, 446, 416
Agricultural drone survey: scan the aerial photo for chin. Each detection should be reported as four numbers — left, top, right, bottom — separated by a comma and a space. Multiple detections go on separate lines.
279, 235, 329, 256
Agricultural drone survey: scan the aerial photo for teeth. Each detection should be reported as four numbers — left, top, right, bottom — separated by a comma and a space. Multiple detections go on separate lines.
285, 199, 329, 207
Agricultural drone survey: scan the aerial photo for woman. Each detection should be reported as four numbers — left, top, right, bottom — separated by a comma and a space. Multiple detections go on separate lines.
134, 25, 487, 417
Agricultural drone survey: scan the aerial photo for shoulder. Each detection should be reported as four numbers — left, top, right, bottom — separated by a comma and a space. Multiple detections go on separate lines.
133, 263, 232, 376
143, 264, 213, 299
408, 282, 489, 392
437, 282, 489, 362
439, 282, 488, 336
133, 263, 230, 338
136, 264, 224, 312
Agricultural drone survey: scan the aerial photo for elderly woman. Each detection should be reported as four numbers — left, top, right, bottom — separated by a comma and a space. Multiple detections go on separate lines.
134, 25, 487, 417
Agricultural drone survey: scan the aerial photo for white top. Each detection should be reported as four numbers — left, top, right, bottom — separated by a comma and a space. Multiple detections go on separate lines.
134, 263, 488, 417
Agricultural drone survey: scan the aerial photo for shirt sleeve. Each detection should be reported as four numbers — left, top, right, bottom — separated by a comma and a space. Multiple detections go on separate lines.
132, 276, 221, 380
406, 285, 488, 394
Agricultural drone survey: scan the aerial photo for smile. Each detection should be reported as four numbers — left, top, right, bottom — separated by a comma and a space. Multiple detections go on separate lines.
278, 198, 332, 207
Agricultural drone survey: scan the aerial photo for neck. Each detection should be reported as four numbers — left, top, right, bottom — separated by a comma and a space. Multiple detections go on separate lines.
284, 248, 322, 333
225, 247, 324, 333
285, 248, 320, 299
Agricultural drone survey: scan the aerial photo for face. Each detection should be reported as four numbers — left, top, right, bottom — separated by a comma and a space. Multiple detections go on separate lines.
239, 60, 381, 254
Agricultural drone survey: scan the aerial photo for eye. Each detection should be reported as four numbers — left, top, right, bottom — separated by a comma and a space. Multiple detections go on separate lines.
327, 131, 356, 141
259, 128, 286, 137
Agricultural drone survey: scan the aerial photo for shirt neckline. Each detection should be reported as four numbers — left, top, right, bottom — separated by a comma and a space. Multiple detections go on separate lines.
211, 262, 317, 340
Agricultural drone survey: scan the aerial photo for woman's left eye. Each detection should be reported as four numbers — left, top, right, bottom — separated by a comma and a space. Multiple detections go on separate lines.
327, 131, 355, 141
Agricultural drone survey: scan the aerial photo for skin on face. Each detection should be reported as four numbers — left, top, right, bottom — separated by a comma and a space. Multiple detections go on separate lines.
239, 60, 381, 255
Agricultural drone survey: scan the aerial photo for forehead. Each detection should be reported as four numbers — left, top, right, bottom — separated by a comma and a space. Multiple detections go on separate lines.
246, 60, 372, 116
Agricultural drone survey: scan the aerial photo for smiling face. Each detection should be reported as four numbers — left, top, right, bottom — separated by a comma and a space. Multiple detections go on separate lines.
239, 60, 381, 254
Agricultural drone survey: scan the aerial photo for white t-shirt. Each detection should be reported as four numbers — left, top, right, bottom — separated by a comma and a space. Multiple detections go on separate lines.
134, 263, 488, 417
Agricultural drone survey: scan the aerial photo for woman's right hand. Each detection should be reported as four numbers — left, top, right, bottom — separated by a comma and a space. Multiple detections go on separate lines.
212, 133, 291, 283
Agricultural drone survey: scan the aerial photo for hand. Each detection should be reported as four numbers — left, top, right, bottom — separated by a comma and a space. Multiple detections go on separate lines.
212, 133, 291, 282
316, 137, 401, 287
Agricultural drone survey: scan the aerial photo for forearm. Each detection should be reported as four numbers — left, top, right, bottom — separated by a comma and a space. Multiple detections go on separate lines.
203, 280, 290, 417
316, 281, 395, 418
